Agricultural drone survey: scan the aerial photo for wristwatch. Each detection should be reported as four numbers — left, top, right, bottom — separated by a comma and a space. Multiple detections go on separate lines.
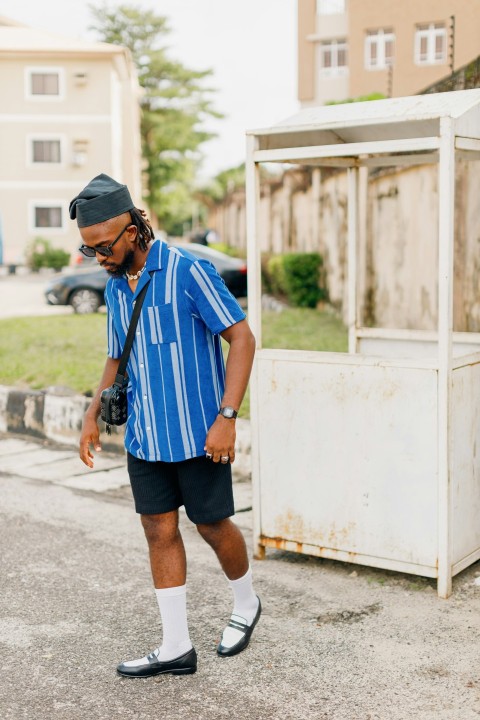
218, 406, 238, 419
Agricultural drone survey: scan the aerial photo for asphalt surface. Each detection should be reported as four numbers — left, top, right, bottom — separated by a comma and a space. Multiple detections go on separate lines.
0, 271, 77, 319
1, 434, 480, 720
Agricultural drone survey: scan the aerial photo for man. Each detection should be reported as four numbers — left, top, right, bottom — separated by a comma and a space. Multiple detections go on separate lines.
71, 174, 259, 678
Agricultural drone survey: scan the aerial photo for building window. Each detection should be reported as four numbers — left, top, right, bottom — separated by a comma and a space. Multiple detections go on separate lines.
321, 40, 348, 75
27, 135, 65, 166
365, 29, 395, 70
29, 200, 67, 233
25, 67, 65, 100
31, 72, 59, 95
317, 0, 345, 14
34, 206, 63, 228
32, 140, 61, 163
415, 23, 447, 65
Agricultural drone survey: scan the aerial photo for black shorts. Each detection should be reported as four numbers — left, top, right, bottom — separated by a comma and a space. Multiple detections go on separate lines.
127, 453, 235, 524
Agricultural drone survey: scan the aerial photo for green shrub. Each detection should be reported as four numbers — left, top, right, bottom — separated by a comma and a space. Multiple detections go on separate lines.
264, 252, 327, 308
282, 253, 326, 308
326, 92, 386, 106
26, 237, 70, 272
260, 253, 274, 294
266, 255, 288, 297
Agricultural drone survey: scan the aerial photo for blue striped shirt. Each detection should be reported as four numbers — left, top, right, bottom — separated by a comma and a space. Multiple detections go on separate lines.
104, 240, 246, 462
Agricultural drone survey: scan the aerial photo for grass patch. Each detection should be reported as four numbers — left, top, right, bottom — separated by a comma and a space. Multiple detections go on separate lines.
0, 315, 107, 395
262, 306, 347, 352
0, 306, 347, 416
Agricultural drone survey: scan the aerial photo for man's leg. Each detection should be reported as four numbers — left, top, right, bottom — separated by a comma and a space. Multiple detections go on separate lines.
197, 519, 261, 656
142, 510, 186, 587
196, 517, 249, 580
141, 511, 192, 660
179, 457, 261, 655
117, 510, 195, 676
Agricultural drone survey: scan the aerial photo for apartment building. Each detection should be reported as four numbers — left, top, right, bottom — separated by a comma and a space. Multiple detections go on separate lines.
0, 16, 142, 265
298, 0, 480, 106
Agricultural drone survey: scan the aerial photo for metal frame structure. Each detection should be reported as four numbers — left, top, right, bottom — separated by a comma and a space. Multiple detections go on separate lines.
246, 90, 480, 598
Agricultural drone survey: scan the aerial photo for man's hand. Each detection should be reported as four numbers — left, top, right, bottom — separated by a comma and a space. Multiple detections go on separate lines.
79, 356, 120, 468
79, 414, 102, 468
204, 415, 236, 464
203, 318, 254, 465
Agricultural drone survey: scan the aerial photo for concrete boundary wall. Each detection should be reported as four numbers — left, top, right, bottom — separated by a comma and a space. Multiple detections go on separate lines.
209, 160, 480, 331
0, 385, 252, 477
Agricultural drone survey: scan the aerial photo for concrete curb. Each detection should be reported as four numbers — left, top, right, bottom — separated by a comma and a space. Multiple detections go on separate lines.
0, 385, 252, 476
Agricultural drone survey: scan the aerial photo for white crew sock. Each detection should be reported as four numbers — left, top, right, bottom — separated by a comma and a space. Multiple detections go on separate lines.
121, 584, 192, 667
154, 584, 192, 661
219, 566, 259, 649
228, 566, 259, 624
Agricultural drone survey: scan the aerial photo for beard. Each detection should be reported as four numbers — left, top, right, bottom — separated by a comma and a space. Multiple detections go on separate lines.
101, 249, 135, 278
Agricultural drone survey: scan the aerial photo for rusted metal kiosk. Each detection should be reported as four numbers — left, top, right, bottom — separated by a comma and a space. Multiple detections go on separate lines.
246, 90, 480, 598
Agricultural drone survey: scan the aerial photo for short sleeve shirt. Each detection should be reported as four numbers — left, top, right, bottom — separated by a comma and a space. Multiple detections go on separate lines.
104, 240, 246, 462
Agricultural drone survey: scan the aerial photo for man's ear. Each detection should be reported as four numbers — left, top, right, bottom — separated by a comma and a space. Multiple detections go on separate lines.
128, 225, 138, 245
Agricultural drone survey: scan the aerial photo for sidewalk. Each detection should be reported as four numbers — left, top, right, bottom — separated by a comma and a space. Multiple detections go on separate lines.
0, 272, 72, 319
1, 434, 480, 720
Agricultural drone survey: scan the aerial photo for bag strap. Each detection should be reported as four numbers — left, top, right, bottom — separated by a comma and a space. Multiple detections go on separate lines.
114, 279, 150, 387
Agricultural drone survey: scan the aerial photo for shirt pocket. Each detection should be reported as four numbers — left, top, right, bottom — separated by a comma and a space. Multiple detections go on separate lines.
147, 304, 177, 344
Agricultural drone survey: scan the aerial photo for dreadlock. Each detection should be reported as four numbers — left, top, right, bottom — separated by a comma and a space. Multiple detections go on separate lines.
130, 207, 155, 252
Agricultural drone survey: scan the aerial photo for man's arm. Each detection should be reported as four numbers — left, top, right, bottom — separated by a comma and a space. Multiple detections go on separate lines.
79, 356, 120, 468
204, 319, 256, 464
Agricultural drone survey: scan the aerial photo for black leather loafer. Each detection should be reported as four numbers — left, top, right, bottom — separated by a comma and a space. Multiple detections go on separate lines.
217, 596, 262, 657
117, 647, 197, 678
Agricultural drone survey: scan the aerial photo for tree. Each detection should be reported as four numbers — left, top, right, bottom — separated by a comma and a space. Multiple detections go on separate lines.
89, 4, 222, 233
199, 163, 246, 204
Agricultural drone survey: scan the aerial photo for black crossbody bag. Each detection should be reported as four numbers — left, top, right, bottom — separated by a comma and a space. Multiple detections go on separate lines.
100, 280, 150, 435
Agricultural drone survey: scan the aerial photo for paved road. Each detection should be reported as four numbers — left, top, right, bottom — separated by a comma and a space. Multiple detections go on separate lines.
1, 435, 480, 720
0, 272, 73, 319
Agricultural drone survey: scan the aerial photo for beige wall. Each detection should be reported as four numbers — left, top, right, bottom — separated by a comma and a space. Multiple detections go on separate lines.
0, 57, 114, 115
298, 0, 316, 102
0, 49, 141, 265
349, 0, 480, 98
313, 48, 349, 105
299, 0, 480, 105
208, 159, 480, 332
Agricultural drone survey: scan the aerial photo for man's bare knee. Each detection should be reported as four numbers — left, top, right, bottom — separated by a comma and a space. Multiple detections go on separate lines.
141, 512, 179, 546
196, 519, 229, 546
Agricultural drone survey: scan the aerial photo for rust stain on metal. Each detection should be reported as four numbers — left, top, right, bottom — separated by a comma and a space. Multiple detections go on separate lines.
264, 536, 290, 550
327, 521, 357, 546
259, 536, 359, 565
274, 509, 308, 543
272, 510, 356, 553
261, 535, 309, 554
254, 544, 266, 561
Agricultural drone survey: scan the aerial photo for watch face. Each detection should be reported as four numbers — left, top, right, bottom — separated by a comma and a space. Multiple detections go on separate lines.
220, 407, 235, 418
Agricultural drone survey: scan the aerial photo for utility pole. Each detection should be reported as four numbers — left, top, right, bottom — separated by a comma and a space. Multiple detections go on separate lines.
449, 15, 455, 75
387, 62, 393, 98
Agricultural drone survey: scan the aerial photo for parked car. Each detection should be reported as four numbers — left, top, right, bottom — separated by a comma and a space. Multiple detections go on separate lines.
45, 243, 247, 314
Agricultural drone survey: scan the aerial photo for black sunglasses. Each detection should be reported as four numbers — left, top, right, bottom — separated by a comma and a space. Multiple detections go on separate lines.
78, 223, 131, 258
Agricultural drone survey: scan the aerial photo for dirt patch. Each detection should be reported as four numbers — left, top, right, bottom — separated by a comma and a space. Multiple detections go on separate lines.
316, 602, 382, 625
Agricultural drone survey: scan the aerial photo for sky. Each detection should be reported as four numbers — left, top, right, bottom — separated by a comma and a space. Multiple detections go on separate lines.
4, 0, 299, 179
